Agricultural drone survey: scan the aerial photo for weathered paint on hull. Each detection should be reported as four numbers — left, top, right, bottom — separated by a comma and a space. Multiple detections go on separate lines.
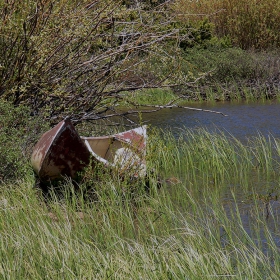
115, 126, 146, 152
31, 119, 90, 180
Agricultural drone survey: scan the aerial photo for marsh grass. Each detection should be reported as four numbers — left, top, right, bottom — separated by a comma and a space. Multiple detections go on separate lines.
192, 83, 280, 102
181, 48, 280, 102
116, 88, 178, 107
1, 128, 280, 278
173, 0, 280, 49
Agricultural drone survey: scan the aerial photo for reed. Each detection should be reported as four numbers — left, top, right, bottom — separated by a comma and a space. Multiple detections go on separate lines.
173, 0, 280, 49
1, 128, 280, 279
181, 47, 280, 102
194, 83, 280, 102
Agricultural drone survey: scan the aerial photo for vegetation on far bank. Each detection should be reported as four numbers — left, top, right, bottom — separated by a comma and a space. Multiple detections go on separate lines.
173, 0, 280, 49
128, 47, 280, 105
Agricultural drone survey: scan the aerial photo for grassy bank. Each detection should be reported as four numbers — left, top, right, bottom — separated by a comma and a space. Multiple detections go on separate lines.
182, 47, 280, 101
1, 128, 280, 279
127, 47, 280, 106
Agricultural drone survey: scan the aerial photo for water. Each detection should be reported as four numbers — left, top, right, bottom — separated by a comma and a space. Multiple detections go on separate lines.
144, 100, 280, 141
144, 100, 280, 250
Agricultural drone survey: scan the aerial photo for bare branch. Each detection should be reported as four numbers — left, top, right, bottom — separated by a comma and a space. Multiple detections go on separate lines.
142, 104, 228, 116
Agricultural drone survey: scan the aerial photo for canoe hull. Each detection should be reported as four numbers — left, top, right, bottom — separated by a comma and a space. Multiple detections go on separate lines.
31, 119, 90, 180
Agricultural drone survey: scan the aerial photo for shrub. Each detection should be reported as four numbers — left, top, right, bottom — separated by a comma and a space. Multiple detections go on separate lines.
0, 0, 184, 123
0, 100, 48, 182
183, 47, 280, 82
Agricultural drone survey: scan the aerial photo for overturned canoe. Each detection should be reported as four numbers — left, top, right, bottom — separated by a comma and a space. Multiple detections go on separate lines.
31, 118, 147, 181
31, 119, 91, 181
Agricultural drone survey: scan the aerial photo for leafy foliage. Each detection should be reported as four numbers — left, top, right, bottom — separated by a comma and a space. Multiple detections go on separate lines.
177, 19, 214, 50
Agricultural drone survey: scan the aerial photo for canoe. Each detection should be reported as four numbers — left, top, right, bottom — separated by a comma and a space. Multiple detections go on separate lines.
81, 125, 147, 178
31, 118, 91, 181
31, 118, 147, 181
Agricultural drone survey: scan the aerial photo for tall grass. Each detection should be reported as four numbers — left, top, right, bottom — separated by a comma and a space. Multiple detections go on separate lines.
173, 0, 280, 49
1, 128, 280, 278
0, 100, 48, 182
123, 88, 178, 106
181, 48, 280, 101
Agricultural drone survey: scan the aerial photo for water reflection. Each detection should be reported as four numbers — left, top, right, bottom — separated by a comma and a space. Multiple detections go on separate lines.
145, 100, 280, 141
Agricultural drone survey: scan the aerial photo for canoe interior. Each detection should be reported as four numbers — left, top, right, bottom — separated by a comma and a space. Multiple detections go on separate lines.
81, 137, 123, 161
82, 125, 146, 158
81, 126, 147, 177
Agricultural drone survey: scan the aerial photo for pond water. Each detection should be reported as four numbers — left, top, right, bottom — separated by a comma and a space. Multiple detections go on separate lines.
144, 99, 280, 141
144, 100, 280, 250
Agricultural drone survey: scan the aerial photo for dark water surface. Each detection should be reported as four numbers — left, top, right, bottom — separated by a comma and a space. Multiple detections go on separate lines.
145, 100, 280, 140
145, 100, 280, 250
